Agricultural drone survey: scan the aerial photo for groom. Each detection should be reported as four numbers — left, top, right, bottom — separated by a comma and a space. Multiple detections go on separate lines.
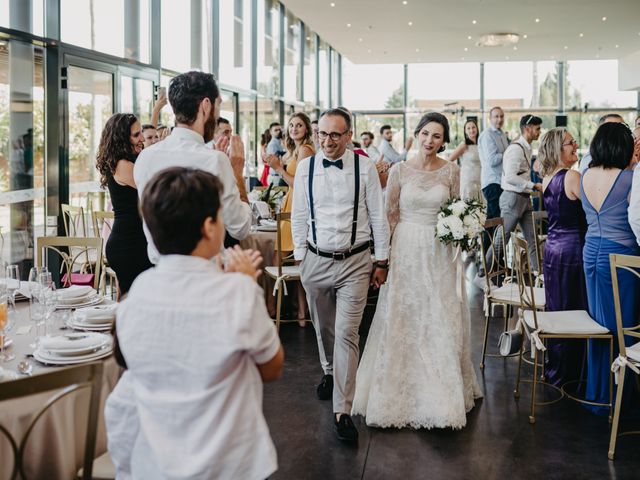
291, 108, 390, 442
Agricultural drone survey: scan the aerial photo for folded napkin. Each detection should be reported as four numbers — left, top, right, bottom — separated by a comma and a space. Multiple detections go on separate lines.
59, 285, 94, 300
260, 219, 277, 227
74, 304, 117, 324
15, 281, 39, 299
39, 333, 107, 352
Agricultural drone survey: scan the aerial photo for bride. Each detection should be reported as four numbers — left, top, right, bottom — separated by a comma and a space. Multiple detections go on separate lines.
352, 112, 483, 429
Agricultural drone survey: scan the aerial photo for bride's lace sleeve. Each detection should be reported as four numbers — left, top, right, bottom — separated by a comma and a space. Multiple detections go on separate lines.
449, 162, 461, 198
386, 163, 401, 238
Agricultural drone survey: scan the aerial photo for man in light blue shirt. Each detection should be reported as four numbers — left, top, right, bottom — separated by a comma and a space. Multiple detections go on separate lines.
478, 106, 509, 220
266, 122, 285, 185
378, 125, 412, 164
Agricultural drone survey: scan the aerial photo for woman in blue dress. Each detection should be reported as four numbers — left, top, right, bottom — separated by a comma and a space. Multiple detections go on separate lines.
581, 122, 640, 415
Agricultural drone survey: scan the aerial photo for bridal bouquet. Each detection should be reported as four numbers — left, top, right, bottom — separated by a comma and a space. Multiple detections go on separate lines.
436, 198, 486, 252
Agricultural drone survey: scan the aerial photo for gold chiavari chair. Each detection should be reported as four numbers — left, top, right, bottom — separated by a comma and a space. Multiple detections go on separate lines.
0, 362, 104, 480
478, 217, 545, 369
263, 212, 302, 331
608, 253, 640, 460
531, 210, 548, 280
511, 233, 613, 424
92, 211, 119, 300
36, 237, 103, 291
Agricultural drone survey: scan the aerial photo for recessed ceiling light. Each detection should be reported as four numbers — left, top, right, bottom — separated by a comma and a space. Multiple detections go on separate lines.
367, 49, 372, 53
467, 35, 472, 40
464, 47, 468, 51
523, 34, 528, 39
602, 16, 607, 21
415, 48, 420, 52
579, 33, 584, 37
535, 18, 540, 23
408, 21, 413, 26
564, 46, 568, 50
358, 38, 363, 42
346, 23, 351, 27
615, 44, 619, 48
330, 2, 335, 6
402, 0, 408, 4
472, 20, 477, 25
513, 46, 517, 50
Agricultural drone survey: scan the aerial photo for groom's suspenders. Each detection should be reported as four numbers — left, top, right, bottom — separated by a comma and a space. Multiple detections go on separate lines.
308, 153, 360, 250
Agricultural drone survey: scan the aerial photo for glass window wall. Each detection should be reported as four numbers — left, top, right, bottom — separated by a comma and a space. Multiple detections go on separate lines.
257, 0, 280, 98
283, 9, 301, 101
342, 60, 404, 110
219, 0, 252, 90
303, 33, 317, 109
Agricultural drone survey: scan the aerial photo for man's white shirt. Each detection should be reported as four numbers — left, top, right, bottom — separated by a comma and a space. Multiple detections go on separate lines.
291, 149, 389, 261
134, 127, 252, 263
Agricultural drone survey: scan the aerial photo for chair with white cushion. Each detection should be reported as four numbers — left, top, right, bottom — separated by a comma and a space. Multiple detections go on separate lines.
264, 212, 301, 331
607, 253, 640, 460
511, 233, 613, 424
478, 217, 546, 369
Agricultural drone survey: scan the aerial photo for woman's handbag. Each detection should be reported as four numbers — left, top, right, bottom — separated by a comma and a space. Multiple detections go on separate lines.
498, 329, 523, 356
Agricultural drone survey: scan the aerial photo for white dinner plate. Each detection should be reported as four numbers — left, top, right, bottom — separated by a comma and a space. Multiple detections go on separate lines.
256, 226, 277, 232
66, 319, 113, 332
34, 347, 113, 365
56, 294, 106, 310
40, 332, 111, 356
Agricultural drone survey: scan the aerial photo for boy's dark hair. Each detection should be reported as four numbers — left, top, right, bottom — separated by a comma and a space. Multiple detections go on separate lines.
168, 71, 219, 126
141, 167, 224, 255
141, 124, 156, 132
269, 122, 281, 129
217, 117, 230, 126
519, 114, 542, 131
589, 122, 634, 170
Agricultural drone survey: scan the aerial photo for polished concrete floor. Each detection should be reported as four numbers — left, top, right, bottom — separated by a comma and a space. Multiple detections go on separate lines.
263, 263, 640, 480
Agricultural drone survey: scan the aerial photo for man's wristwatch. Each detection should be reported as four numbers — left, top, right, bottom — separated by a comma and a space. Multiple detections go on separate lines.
375, 261, 389, 269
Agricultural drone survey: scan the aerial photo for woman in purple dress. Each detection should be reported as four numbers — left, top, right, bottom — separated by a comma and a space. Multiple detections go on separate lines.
537, 128, 588, 386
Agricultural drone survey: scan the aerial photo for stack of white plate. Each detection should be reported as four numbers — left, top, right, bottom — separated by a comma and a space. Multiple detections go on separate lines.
34, 332, 113, 365
67, 303, 117, 332
57, 285, 104, 310
257, 219, 277, 232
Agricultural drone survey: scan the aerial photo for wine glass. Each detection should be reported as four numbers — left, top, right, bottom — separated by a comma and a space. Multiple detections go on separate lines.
42, 284, 58, 337
27, 266, 47, 348
6, 265, 20, 312
0, 293, 15, 362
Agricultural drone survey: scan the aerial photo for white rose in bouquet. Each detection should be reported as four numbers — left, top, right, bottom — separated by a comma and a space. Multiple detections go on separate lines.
436, 216, 449, 237
448, 216, 465, 240
449, 200, 467, 216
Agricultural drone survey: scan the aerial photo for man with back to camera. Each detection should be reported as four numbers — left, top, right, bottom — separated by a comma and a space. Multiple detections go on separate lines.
134, 71, 252, 263
378, 125, 412, 164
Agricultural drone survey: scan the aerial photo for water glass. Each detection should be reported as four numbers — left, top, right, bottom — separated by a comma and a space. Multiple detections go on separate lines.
28, 266, 47, 348
0, 295, 14, 362
6, 264, 20, 311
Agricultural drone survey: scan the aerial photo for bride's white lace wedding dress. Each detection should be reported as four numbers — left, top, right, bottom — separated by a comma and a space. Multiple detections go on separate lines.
352, 161, 483, 429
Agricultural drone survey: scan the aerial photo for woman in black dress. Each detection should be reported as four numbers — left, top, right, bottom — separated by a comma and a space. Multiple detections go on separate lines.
96, 113, 152, 295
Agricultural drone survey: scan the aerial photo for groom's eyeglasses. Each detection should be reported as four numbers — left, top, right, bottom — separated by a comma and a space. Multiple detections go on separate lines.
318, 130, 349, 141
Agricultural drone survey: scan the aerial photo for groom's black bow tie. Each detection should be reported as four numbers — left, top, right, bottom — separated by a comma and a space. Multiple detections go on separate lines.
322, 158, 343, 169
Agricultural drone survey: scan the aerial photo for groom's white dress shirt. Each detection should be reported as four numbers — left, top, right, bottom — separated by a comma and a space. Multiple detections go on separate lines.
109, 255, 280, 480
629, 163, 640, 245
134, 127, 252, 263
291, 149, 389, 261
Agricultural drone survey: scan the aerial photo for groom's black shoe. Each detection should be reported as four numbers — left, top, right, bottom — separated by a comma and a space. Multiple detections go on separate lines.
334, 414, 358, 443
316, 374, 333, 400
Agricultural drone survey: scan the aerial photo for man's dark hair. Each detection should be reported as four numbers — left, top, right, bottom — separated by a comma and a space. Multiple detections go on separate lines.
413, 112, 450, 153
519, 114, 542, 131
269, 122, 281, 129
217, 117, 230, 127
141, 124, 156, 132
380, 125, 392, 135
361, 131, 374, 140
311, 120, 318, 126
141, 167, 224, 255
589, 122, 634, 170
320, 108, 352, 130
598, 113, 624, 125
168, 71, 219, 126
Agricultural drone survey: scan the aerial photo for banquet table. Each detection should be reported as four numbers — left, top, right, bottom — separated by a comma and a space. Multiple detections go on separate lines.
0, 301, 120, 480
240, 227, 277, 296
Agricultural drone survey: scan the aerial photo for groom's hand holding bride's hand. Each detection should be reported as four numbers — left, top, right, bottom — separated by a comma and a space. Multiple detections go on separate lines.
370, 262, 388, 289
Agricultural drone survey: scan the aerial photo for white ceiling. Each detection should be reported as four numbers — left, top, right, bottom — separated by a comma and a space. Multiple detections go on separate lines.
282, 0, 640, 64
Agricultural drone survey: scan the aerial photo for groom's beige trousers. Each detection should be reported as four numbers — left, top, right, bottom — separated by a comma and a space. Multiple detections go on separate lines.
300, 248, 372, 414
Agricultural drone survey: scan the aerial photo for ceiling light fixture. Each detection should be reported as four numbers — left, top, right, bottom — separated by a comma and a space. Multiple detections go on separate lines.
579, 33, 584, 37
415, 48, 420, 52
564, 45, 568, 50
467, 35, 472, 40
535, 18, 540, 23
358, 37, 363, 42
472, 20, 477, 25
408, 21, 413, 26
476, 33, 520, 47
523, 34, 528, 39
513, 46, 517, 50
615, 44, 619, 48
330, 2, 335, 6
346, 23, 351, 27
402, 0, 408, 4
464, 47, 468, 51
602, 16, 607, 21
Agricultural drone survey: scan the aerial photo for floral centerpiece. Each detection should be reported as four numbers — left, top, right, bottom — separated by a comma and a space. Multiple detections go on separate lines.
436, 198, 486, 252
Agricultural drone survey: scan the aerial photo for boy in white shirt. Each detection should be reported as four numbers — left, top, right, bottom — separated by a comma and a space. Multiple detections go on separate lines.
106, 167, 284, 480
